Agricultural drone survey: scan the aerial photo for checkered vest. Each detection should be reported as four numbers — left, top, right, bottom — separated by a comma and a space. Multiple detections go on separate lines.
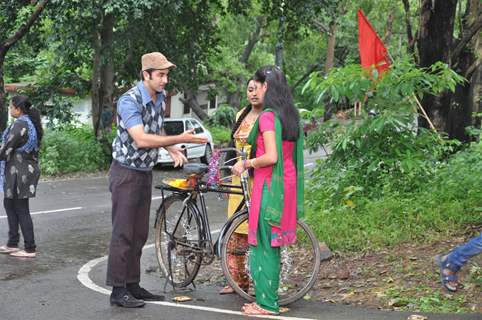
112, 86, 164, 169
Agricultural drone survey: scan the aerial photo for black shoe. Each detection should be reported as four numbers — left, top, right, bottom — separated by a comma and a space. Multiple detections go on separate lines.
127, 283, 165, 301
110, 289, 145, 308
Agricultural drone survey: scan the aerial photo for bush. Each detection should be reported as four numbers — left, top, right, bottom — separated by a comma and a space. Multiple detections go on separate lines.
206, 104, 236, 128
40, 125, 112, 175
306, 141, 482, 251
206, 125, 231, 145
303, 59, 477, 251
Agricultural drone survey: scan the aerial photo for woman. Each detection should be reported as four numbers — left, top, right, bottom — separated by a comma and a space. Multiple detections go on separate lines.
0, 95, 42, 258
232, 66, 304, 315
221, 78, 263, 295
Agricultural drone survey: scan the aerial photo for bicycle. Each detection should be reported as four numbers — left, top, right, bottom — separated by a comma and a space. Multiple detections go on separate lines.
153, 148, 321, 305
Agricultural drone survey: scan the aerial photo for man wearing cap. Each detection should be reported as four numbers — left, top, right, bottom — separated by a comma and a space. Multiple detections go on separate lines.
107, 52, 207, 308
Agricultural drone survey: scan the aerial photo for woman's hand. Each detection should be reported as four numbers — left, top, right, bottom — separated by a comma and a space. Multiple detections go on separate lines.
232, 160, 245, 176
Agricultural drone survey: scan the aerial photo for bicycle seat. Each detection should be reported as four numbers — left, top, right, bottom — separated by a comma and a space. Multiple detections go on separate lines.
183, 163, 209, 175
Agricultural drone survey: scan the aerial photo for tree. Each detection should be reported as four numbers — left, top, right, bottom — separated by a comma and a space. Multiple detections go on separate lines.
0, 0, 49, 131
416, 0, 482, 141
32, 0, 222, 128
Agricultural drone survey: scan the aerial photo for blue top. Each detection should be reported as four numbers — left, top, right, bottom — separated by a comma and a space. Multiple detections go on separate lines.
117, 81, 165, 129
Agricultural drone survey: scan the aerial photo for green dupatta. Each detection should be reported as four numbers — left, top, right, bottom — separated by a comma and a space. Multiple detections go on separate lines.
247, 108, 304, 226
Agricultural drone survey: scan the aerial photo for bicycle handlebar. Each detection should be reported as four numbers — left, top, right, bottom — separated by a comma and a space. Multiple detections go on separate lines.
215, 147, 248, 160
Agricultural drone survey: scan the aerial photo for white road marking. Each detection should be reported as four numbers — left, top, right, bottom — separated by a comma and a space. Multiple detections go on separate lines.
0, 194, 163, 220
0, 206, 83, 219
77, 230, 315, 320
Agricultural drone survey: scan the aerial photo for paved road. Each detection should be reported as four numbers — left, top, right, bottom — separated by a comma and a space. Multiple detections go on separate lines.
0, 152, 479, 320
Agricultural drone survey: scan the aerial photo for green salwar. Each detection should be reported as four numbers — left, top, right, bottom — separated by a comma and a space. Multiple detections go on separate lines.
249, 184, 280, 313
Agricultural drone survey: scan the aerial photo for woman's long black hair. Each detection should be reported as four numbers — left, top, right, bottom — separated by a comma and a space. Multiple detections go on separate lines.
11, 95, 43, 145
253, 65, 300, 141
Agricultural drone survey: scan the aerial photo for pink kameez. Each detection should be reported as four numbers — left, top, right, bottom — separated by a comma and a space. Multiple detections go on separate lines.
248, 112, 297, 247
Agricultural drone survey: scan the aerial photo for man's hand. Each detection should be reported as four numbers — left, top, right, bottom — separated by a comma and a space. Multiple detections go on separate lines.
165, 145, 188, 167
180, 129, 208, 144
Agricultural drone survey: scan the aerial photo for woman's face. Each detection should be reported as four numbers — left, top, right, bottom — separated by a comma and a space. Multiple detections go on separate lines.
9, 103, 22, 118
246, 80, 267, 108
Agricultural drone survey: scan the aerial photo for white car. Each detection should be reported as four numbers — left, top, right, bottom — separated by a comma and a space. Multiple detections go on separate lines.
158, 118, 214, 165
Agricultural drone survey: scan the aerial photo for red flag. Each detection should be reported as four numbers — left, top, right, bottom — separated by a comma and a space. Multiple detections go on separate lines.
357, 9, 390, 76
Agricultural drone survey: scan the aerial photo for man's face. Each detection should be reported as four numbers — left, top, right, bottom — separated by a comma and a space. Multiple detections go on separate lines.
144, 69, 169, 93
247, 80, 267, 108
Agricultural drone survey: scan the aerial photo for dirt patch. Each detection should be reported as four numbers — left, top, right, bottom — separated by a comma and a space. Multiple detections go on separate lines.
153, 231, 481, 314
309, 238, 481, 313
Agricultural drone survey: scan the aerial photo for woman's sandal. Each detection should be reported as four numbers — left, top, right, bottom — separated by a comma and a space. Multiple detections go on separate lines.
435, 254, 458, 292
219, 285, 235, 295
241, 302, 279, 316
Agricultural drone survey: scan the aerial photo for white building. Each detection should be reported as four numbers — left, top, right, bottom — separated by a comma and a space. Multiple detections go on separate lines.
72, 85, 225, 124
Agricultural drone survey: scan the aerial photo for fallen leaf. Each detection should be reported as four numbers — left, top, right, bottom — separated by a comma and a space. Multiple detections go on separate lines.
407, 315, 428, 320
173, 296, 192, 302
279, 307, 290, 313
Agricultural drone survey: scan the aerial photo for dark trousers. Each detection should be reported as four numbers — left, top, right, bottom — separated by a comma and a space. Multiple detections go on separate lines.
4, 197, 36, 252
106, 161, 152, 287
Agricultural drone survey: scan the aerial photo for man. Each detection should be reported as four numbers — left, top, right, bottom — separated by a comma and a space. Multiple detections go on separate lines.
107, 52, 207, 308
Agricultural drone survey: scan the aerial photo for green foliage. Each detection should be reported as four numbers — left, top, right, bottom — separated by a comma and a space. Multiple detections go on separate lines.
40, 125, 111, 175
205, 125, 231, 145
206, 104, 236, 128
303, 59, 477, 251
303, 59, 465, 114
305, 141, 482, 251
383, 285, 472, 313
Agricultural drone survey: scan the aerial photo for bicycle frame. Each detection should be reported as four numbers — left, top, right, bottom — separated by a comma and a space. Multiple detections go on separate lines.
155, 147, 251, 262
154, 148, 250, 290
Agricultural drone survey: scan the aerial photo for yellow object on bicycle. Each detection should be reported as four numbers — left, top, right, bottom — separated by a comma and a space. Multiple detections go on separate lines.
163, 178, 191, 190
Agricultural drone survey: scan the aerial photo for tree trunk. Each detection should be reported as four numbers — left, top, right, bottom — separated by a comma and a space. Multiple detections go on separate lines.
417, 0, 457, 132
402, 0, 416, 58
449, 0, 482, 142
227, 16, 265, 110
180, 89, 209, 121
91, 28, 102, 136
275, 14, 286, 69
92, 12, 115, 142
324, 21, 337, 74
98, 13, 115, 138
0, 52, 7, 132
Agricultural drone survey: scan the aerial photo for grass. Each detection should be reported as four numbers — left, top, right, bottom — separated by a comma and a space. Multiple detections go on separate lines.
305, 141, 482, 252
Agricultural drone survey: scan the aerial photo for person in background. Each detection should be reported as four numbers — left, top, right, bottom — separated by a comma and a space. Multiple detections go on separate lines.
435, 234, 482, 292
220, 78, 262, 295
107, 52, 207, 308
232, 65, 304, 315
0, 95, 42, 258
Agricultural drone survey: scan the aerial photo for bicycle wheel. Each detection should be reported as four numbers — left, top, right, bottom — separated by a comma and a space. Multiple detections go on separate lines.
220, 213, 321, 305
155, 194, 202, 288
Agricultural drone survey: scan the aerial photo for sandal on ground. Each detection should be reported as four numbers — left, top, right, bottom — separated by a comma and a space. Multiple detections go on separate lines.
10, 250, 36, 258
219, 285, 235, 295
435, 254, 458, 292
0, 245, 20, 254
241, 302, 279, 316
